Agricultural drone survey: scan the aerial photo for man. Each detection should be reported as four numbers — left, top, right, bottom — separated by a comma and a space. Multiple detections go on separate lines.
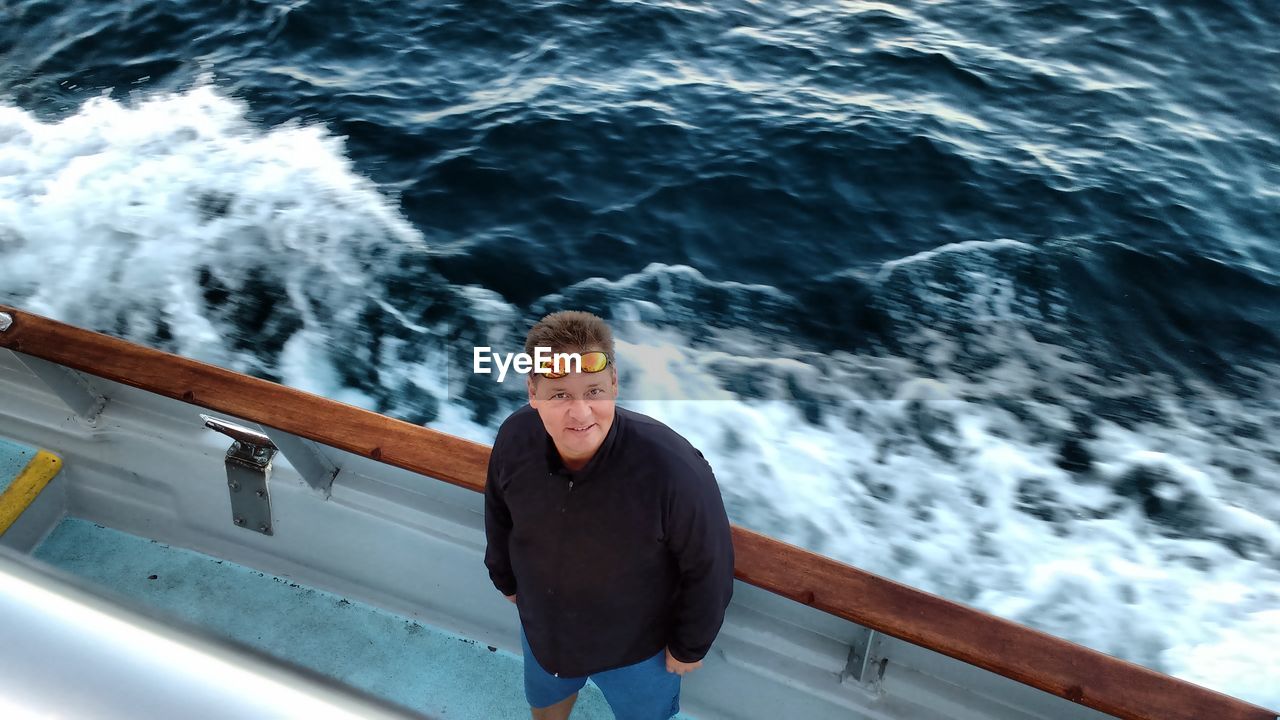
484, 311, 735, 720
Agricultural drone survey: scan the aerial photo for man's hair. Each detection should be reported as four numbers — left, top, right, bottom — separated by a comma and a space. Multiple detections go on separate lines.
524, 310, 615, 370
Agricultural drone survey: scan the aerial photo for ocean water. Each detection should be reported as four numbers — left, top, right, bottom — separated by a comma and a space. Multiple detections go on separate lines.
2, 0, 1278, 708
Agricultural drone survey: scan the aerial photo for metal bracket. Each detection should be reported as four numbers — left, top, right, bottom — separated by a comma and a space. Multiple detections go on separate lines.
203, 415, 277, 536
0, 311, 11, 332
841, 627, 887, 689
9, 351, 109, 424
257, 426, 340, 499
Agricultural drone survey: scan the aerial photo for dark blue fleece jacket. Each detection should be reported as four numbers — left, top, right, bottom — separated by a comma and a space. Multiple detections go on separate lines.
484, 404, 735, 677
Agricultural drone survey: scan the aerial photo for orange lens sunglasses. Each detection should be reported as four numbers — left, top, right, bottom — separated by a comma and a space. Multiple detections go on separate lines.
537, 350, 610, 379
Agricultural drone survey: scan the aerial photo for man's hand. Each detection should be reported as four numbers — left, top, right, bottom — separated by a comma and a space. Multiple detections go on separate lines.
665, 647, 703, 675
505, 593, 517, 604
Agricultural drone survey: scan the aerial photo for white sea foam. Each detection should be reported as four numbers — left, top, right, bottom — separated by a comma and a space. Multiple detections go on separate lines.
576, 265, 1280, 708
874, 237, 1035, 282
2, 85, 1276, 707
0, 81, 423, 371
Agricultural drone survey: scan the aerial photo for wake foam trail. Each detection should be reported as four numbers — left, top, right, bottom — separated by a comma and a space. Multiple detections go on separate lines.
526, 258, 1280, 708
0, 82, 423, 366
0, 82, 517, 440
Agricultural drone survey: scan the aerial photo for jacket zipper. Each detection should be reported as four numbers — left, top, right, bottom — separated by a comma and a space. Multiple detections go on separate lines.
551, 476, 574, 676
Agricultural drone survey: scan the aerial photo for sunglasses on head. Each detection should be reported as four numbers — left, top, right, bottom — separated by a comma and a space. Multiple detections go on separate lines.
537, 350, 610, 379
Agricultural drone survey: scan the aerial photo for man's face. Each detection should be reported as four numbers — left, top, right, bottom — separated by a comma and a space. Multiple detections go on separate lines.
527, 360, 618, 468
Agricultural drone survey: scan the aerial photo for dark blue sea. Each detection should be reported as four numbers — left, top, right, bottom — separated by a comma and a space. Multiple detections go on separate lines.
1, 0, 1277, 704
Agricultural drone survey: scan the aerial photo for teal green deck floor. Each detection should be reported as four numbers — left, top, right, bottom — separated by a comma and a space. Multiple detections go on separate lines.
0, 436, 38, 493
34, 517, 697, 720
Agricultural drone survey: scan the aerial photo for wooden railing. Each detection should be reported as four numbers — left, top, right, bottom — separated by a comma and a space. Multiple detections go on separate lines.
0, 304, 1274, 720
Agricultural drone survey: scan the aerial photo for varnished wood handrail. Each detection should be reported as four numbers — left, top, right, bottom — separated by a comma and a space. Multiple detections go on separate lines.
0, 304, 1273, 720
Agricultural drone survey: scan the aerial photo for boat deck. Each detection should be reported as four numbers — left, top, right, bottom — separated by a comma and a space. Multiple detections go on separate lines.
0, 419, 689, 719
32, 516, 693, 720
0, 436, 37, 488
1, 342, 1185, 720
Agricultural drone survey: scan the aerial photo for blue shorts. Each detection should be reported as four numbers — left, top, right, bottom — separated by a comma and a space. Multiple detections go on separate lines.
521, 627, 680, 720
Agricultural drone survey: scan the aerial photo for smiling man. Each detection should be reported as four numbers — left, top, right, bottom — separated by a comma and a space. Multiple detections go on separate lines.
484, 311, 735, 720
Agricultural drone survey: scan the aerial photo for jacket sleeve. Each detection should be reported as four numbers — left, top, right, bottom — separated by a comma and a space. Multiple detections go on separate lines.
483, 435, 518, 596
665, 450, 735, 663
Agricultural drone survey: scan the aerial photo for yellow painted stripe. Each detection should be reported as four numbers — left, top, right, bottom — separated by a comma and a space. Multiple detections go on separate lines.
0, 450, 61, 535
